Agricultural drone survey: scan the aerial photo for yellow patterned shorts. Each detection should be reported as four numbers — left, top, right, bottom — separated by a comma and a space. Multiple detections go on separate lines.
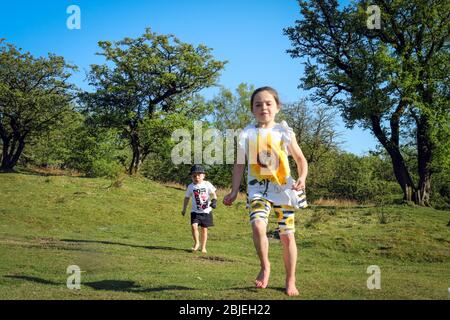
249, 197, 295, 235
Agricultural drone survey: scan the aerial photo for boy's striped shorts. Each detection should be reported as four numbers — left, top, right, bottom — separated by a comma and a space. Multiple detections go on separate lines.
249, 197, 295, 235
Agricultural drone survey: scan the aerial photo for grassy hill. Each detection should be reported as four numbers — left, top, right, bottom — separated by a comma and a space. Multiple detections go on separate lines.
0, 172, 449, 300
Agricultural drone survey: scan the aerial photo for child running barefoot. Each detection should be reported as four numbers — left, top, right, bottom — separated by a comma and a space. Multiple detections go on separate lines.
182, 165, 217, 253
223, 87, 308, 296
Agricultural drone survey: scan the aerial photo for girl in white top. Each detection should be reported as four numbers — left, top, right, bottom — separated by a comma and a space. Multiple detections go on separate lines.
223, 86, 308, 296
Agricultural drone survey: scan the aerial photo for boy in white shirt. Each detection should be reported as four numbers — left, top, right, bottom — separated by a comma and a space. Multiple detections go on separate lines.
182, 165, 217, 253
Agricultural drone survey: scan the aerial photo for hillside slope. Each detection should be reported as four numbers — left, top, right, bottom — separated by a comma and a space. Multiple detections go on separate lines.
0, 173, 449, 299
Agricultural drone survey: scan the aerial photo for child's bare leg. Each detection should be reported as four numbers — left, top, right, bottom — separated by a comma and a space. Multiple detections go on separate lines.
280, 233, 299, 296
252, 220, 270, 288
191, 223, 200, 251
201, 227, 208, 253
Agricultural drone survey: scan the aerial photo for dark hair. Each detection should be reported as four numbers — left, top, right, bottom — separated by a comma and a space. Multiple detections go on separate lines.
250, 86, 281, 111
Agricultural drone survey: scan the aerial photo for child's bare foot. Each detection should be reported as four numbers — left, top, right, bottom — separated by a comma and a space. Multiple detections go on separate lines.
255, 267, 270, 288
285, 280, 299, 296
191, 244, 199, 251
201, 248, 207, 254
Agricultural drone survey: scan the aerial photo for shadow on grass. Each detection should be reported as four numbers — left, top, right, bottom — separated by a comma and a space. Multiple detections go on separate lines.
3, 275, 195, 293
61, 239, 192, 253
227, 286, 258, 292
0, 169, 15, 174
85, 280, 195, 293
227, 286, 286, 294
4, 275, 59, 285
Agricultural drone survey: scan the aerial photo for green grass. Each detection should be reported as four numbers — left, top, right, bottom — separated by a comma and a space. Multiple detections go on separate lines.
0, 172, 449, 300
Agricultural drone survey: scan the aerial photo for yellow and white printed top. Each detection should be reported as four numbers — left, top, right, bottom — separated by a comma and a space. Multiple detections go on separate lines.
238, 121, 306, 207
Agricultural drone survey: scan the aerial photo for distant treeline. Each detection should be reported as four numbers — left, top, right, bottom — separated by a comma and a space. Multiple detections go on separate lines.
1, 0, 449, 209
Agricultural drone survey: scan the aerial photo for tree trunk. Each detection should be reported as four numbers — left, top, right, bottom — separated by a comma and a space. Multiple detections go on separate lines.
370, 115, 417, 203
0, 135, 26, 172
128, 130, 141, 175
386, 146, 417, 203
1, 137, 13, 171
415, 115, 433, 206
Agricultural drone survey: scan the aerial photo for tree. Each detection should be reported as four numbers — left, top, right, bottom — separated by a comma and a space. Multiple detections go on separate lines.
279, 100, 342, 164
208, 83, 255, 189
0, 40, 77, 171
24, 110, 128, 178
211, 83, 254, 131
140, 111, 195, 183
80, 28, 226, 175
284, 0, 450, 206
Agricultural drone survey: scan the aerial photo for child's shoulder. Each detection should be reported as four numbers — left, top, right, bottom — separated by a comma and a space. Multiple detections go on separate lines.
241, 121, 292, 132
275, 121, 294, 137
204, 180, 215, 187
241, 123, 256, 132
275, 121, 292, 131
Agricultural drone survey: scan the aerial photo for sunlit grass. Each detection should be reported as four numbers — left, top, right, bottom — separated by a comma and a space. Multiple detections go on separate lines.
0, 172, 449, 299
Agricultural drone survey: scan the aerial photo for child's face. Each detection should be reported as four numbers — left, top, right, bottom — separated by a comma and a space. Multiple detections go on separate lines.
251, 91, 280, 125
192, 173, 205, 184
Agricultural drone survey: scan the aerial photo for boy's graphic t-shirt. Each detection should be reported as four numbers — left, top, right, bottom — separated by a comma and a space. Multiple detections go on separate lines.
185, 181, 216, 214
238, 121, 307, 208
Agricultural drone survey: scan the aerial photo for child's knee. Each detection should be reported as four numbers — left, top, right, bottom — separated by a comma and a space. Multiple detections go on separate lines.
280, 233, 296, 245
252, 220, 267, 234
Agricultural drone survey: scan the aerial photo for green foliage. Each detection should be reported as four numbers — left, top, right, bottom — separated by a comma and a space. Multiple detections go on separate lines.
305, 150, 402, 203
431, 169, 450, 210
203, 164, 235, 189
141, 157, 190, 185
89, 158, 123, 179
24, 110, 128, 178
80, 28, 226, 174
23, 110, 84, 169
211, 83, 254, 131
329, 153, 400, 203
0, 18, 445, 207
0, 40, 77, 170
140, 112, 194, 183
69, 127, 127, 178
284, 0, 450, 205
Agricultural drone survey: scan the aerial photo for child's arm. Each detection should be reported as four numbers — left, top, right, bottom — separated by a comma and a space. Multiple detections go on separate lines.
287, 133, 308, 191
181, 197, 190, 216
223, 163, 245, 206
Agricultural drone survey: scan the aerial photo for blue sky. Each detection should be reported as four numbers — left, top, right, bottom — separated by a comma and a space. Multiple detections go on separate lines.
0, 0, 378, 155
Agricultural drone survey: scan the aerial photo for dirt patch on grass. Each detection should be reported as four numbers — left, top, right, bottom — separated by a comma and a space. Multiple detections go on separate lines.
312, 198, 361, 207
197, 255, 235, 263
0, 237, 85, 251
25, 166, 84, 177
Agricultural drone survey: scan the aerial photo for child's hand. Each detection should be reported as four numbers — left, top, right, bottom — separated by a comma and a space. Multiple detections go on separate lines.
292, 178, 306, 191
181, 209, 186, 216
223, 192, 237, 206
